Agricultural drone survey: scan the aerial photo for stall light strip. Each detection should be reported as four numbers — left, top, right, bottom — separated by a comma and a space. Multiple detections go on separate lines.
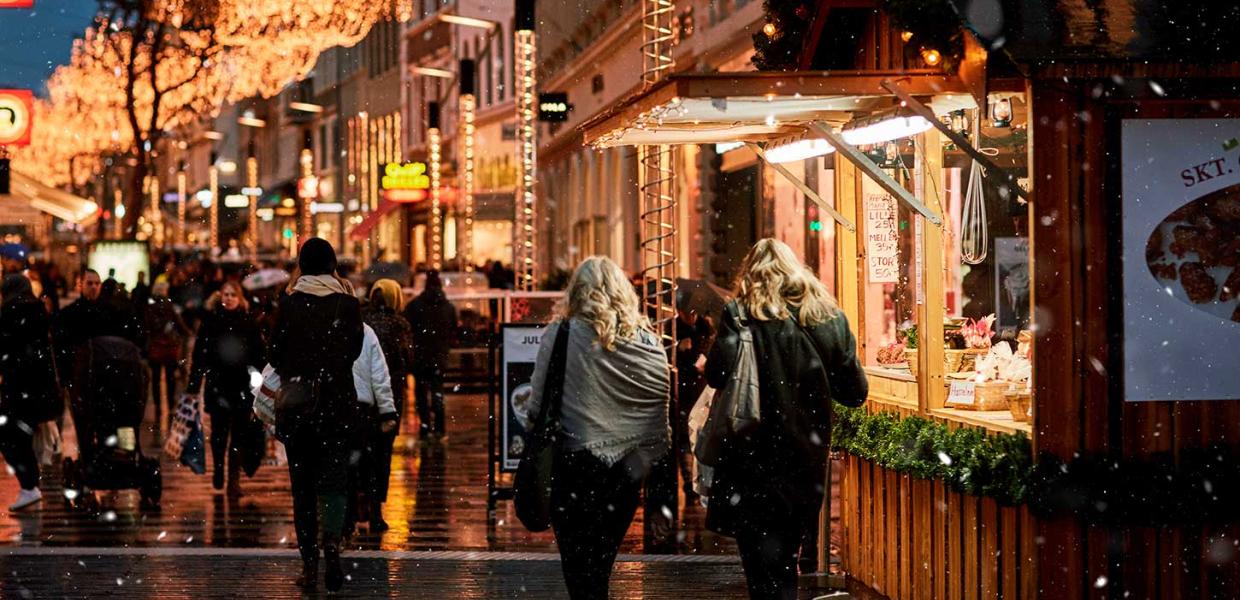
807, 122, 942, 226
746, 142, 856, 233
880, 79, 1029, 203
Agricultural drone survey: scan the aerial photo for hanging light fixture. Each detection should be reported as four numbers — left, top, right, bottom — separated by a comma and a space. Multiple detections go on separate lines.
764, 130, 835, 164
991, 97, 1013, 128
842, 107, 934, 146
920, 47, 942, 67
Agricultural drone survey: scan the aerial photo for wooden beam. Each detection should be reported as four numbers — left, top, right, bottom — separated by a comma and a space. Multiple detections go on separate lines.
881, 78, 1030, 203
746, 142, 856, 232
918, 128, 947, 412
808, 122, 943, 226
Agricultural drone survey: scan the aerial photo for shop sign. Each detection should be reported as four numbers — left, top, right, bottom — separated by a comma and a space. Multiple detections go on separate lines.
945, 380, 976, 408
0, 89, 34, 146
1121, 119, 1240, 401
0, 1, 35, 9
381, 161, 430, 203
865, 192, 899, 283
297, 176, 319, 199
500, 324, 546, 471
538, 93, 571, 122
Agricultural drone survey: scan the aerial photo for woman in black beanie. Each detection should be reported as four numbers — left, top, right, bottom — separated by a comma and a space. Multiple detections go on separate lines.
269, 238, 364, 592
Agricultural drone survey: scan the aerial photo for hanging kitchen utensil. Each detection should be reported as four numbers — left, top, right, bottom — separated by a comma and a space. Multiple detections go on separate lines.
961, 157, 988, 264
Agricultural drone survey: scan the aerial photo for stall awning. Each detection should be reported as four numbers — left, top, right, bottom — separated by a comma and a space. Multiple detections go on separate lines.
348, 199, 402, 241
3, 171, 99, 225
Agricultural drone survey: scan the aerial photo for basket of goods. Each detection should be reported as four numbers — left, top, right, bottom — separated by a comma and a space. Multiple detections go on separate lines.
1004, 386, 1032, 422
899, 323, 919, 377
970, 342, 1031, 411
877, 343, 907, 368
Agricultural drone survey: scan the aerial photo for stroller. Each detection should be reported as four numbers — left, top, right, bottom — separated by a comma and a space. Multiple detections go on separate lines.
62, 335, 162, 510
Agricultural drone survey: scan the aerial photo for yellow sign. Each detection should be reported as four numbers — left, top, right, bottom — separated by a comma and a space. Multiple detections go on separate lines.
381, 162, 430, 191
0, 89, 34, 146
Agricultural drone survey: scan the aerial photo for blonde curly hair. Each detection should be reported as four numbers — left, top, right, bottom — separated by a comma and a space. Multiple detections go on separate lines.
556, 256, 651, 351
734, 238, 840, 326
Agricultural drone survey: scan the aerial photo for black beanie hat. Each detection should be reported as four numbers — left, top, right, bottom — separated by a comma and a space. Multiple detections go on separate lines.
298, 237, 338, 276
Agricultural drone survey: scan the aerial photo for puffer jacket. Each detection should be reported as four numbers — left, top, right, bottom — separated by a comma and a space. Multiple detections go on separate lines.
353, 324, 397, 418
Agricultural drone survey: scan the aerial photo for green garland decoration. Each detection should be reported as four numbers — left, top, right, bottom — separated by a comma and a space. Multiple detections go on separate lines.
752, 0, 816, 71
831, 405, 1033, 505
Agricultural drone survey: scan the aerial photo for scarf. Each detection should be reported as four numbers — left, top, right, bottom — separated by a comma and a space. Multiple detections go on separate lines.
292, 274, 352, 297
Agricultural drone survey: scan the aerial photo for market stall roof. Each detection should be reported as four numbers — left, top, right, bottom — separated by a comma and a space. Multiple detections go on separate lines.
3, 171, 99, 225
582, 70, 973, 148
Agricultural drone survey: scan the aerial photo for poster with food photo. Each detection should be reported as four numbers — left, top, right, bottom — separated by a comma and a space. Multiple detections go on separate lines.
1122, 119, 1240, 401
501, 324, 546, 470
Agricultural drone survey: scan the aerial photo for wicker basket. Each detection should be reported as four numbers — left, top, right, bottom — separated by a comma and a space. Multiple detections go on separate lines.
1005, 389, 1032, 422
972, 381, 1010, 411
946, 348, 987, 373
905, 348, 919, 377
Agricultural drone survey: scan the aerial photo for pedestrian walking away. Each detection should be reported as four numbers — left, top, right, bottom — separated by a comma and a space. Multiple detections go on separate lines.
703, 239, 868, 600
343, 322, 400, 537
360, 278, 415, 531
403, 270, 457, 438
189, 280, 266, 497
0, 274, 62, 512
269, 238, 365, 593
145, 278, 192, 419
521, 256, 672, 600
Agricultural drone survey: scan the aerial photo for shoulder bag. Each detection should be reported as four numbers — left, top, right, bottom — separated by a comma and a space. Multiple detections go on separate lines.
513, 320, 572, 532
694, 303, 761, 467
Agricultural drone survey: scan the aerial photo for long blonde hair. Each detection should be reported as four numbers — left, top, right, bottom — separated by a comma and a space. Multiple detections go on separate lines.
735, 238, 840, 326
557, 256, 651, 351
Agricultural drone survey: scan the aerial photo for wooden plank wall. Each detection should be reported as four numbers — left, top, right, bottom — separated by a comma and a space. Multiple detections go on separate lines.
1029, 75, 1240, 599
840, 453, 1038, 600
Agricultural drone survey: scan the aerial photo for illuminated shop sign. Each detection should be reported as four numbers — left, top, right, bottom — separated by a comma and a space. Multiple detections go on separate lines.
381, 162, 430, 203
538, 92, 571, 122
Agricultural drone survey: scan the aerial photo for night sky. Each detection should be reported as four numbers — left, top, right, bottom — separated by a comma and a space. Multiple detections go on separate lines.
0, 1, 99, 95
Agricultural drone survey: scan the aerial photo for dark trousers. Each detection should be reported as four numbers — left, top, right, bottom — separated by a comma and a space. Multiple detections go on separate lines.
736, 523, 803, 600
346, 417, 396, 525
0, 419, 39, 490
550, 449, 642, 600
208, 403, 251, 475
285, 434, 350, 563
413, 368, 446, 434
148, 360, 178, 416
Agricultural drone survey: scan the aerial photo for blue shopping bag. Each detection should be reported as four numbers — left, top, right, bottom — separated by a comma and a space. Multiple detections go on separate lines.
180, 418, 207, 475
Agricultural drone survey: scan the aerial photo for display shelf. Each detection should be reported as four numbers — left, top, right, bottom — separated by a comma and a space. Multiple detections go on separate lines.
864, 366, 919, 412
929, 407, 1032, 436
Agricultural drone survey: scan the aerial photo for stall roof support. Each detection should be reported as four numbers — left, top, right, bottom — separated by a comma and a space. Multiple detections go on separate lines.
807, 122, 943, 226
745, 143, 856, 233
881, 78, 1029, 203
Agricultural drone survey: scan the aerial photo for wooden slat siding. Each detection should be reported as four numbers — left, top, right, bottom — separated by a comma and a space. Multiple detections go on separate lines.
1029, 80, 1087, 600
847, 455, 861, 576
946, 490, 962, 599
867, 461, 881, 592
888, 469, 900, 598
1020, 506, 1037, 600
899, 474, 913, 600
981, 498, 1000, 599
913, 478, 933, 600
932, 479, 948, 600
1001, 506, 1019, 600
858, 458, 870, 588
963, 495, 980, 600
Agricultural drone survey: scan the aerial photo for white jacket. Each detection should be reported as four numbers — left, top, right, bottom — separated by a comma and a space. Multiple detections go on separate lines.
354, 324, 397, 416
253, 324, 396, 424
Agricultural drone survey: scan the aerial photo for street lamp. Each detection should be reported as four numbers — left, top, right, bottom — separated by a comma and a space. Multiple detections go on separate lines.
514, 0, 537, 290
176, 160, 187, 245
459, 58, 476, 273
209, 151, 220, 252
246, 141, 260, 260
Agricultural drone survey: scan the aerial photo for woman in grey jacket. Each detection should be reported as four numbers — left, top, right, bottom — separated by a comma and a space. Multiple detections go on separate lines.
524, 256, 671, 600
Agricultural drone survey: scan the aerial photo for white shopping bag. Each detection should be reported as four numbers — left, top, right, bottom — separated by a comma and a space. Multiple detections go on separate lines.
251, 364, 280, 426
33, 421, 61, 467
687, 386, 716, 502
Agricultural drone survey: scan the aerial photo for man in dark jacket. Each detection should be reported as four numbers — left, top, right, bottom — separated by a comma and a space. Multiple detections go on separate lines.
0, 274, 61, 512
402, 270, 457, 438
52, 269, 109, 392
269, 238, 364, 593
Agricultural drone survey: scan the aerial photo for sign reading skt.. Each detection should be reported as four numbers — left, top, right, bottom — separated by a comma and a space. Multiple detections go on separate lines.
0, 89, 34, 146
0, 1, 35, 8
538, 92, 571, 122
381, 161, 430, 203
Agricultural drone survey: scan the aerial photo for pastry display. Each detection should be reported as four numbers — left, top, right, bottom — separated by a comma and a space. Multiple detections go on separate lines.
1146, 183, 1240, 322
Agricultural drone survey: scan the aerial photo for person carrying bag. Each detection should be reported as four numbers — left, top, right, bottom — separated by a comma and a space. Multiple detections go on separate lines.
513, 321, 571, 532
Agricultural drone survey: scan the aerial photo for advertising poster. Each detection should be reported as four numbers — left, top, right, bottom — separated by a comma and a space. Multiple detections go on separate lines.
865, 192, 899, 283
501, 324, 546, 471
1122, 119, 1240, 401
994, 237, 1030, 335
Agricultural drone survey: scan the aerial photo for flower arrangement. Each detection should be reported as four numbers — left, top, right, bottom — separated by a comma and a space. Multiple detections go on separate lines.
960, 314, 996, 349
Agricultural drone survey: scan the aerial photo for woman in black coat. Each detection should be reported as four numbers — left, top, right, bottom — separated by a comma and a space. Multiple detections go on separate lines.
189, 280, 265, 496
269, 238, 364, 593
705, 239, 867, 600
0, 274, 61, 512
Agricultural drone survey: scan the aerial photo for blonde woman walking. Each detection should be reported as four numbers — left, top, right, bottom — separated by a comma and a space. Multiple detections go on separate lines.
523, 256, 671, 600
704, 238, 868, 600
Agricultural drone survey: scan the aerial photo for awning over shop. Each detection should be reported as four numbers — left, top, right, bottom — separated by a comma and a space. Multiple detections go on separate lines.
3, 171, 99, 225
348, 199, 402, 241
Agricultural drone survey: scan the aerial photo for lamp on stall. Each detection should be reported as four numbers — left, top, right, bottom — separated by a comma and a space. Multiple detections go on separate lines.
763, 129, 836, 164
991, 97, 1013, 128
841, 107, 934, 146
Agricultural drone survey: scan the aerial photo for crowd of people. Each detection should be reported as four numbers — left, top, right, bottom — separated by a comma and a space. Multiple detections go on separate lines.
0, 236, 868, 599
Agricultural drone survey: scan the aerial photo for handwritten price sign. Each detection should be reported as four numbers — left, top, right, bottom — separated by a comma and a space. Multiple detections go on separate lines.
865, 193, 899, 283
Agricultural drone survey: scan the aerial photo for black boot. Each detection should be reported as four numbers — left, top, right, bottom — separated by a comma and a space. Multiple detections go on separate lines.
295, 556, 318, 591
323, 542, 344, 592
369, 501, 389, 533
212, 461, 224, 491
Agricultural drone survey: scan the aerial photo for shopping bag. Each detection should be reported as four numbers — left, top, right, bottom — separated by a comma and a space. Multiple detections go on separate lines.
163, 392, 201, 462
687, 386, 716, 499
251, 364, 279, 426
695, 304, 761, 466
33, 421, 62, 468
180, 418, 207, 475
514, 322, 570, 532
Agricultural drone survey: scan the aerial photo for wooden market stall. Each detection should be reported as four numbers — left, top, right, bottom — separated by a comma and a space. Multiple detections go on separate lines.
585, 1, 1240, 598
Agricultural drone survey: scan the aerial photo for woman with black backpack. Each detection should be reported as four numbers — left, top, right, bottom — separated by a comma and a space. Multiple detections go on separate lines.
0, 274, 62, 512
704, 238, 868, 600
